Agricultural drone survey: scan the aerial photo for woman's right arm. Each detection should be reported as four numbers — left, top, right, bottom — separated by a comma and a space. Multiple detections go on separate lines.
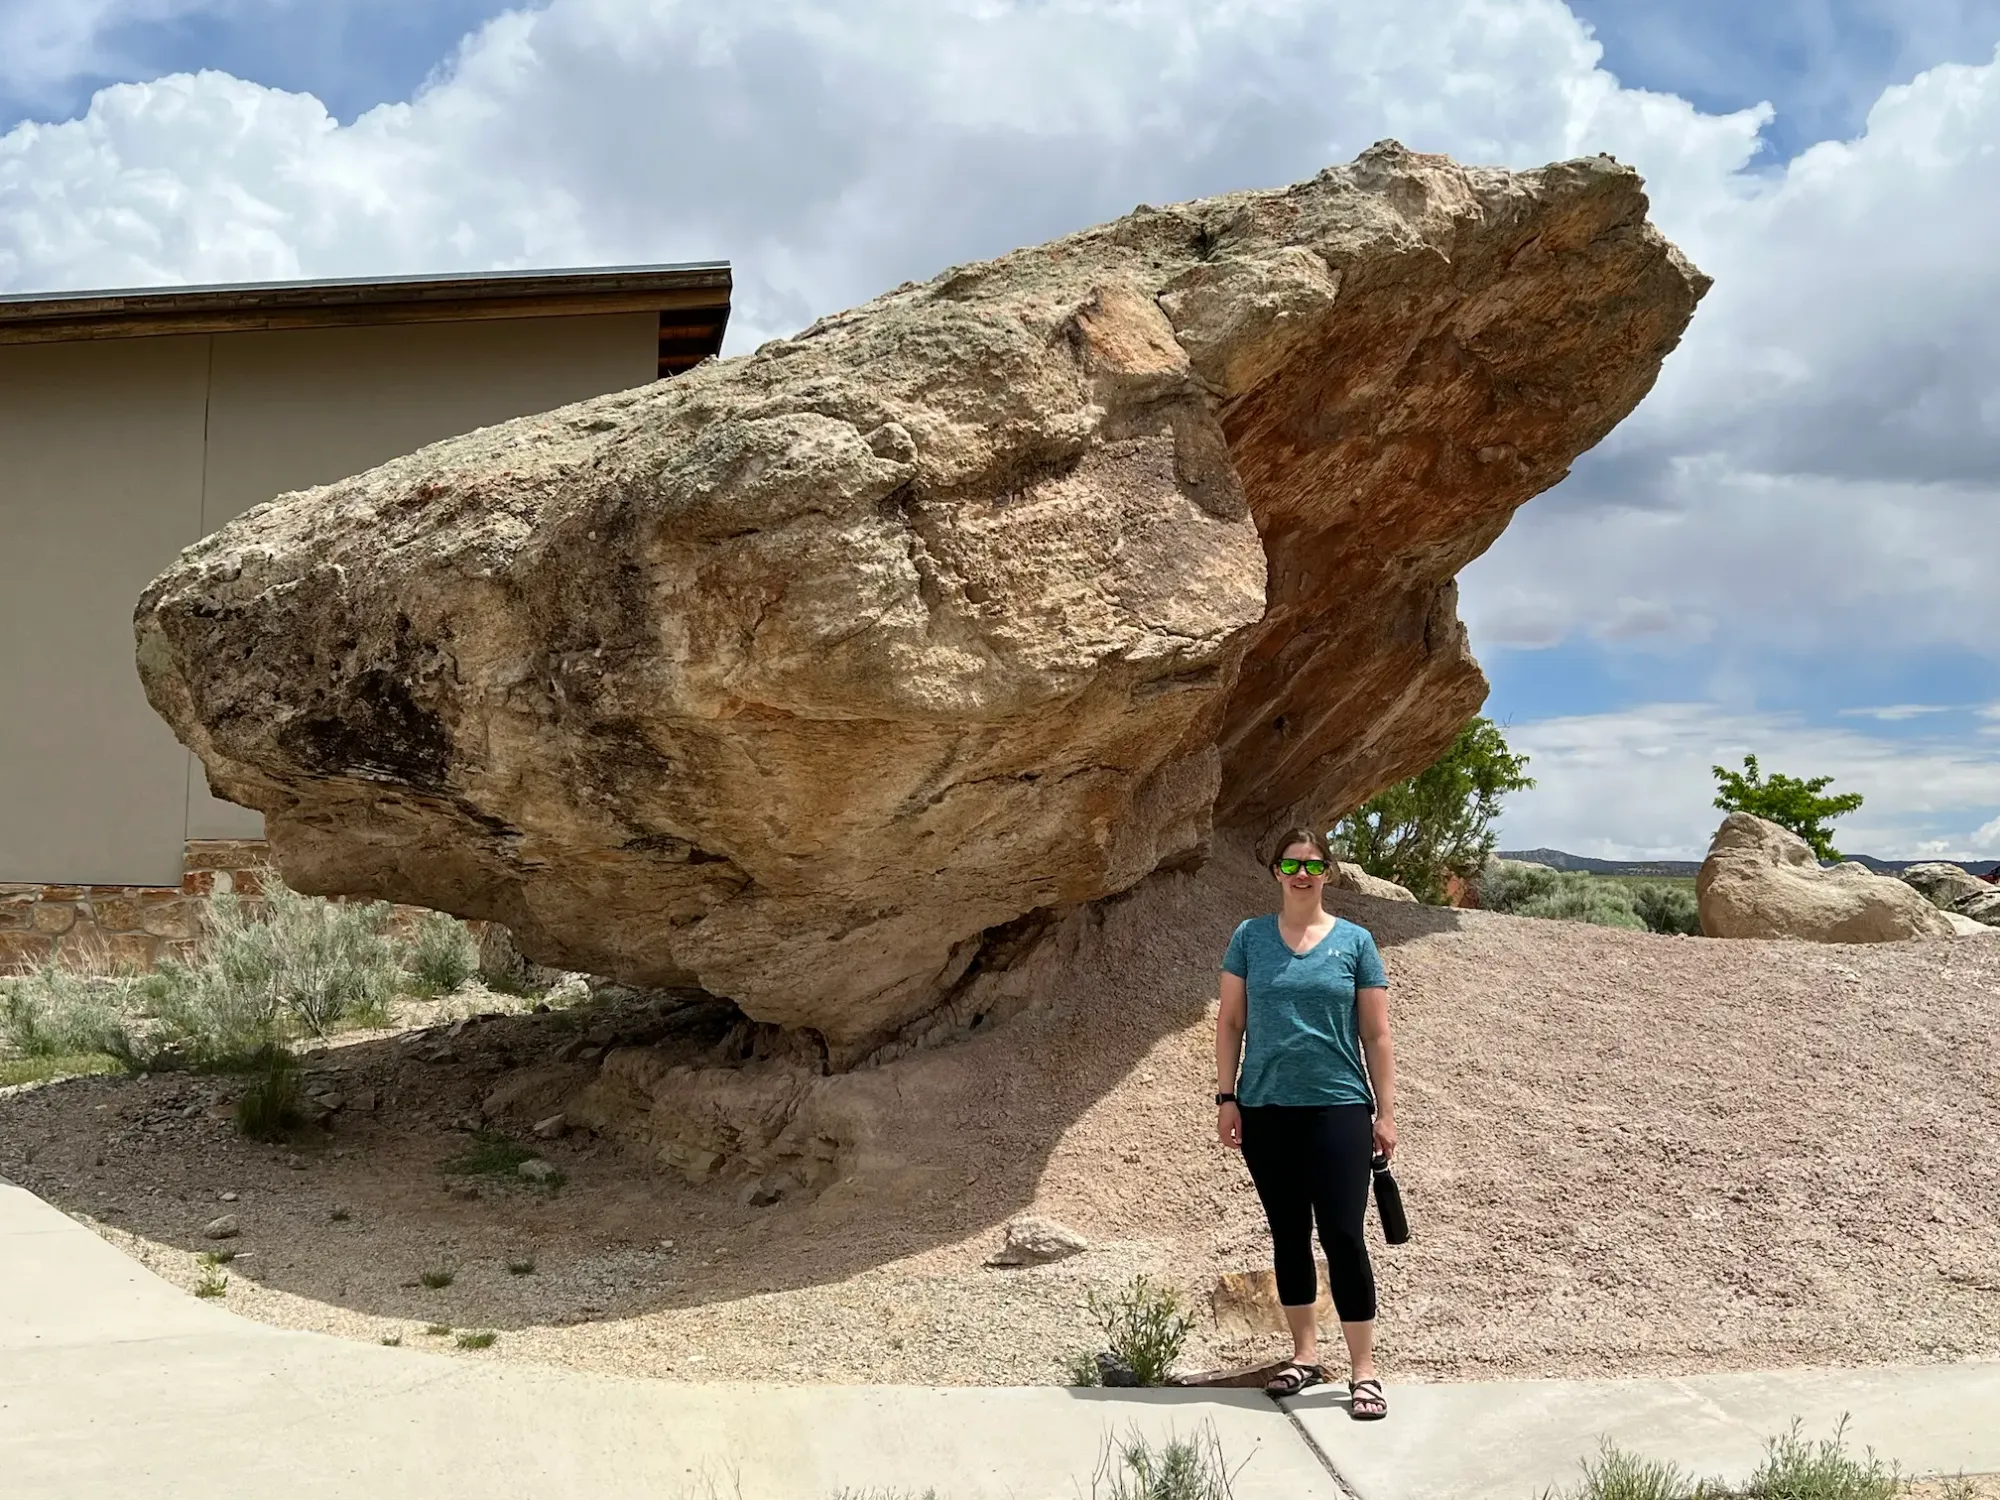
1215, 971, 1247, 1149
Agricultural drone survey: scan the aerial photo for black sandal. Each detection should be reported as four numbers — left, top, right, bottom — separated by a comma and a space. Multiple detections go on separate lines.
1264, 1361, 1325, 1396
1348, 1377, 1387, 1420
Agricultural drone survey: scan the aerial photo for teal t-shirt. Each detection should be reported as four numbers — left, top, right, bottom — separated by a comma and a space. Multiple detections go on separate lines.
1221, 915, 1387, 1108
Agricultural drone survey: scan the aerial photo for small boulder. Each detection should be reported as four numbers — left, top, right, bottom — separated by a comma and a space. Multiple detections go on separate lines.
517, 1158, 560, 1185
1953, 886, 2000, 928
986, 1215, 1089, 1267
1095, 1352, 1142, 1388
532, 1113, 569, 1140
202, 1215, 240, 1240
1900, 863, 1989, 910
1696, 815, 1954, 943
739, 1178, 785, 1208
1331, 863, 1417, 903
1943, 912, 2000, 939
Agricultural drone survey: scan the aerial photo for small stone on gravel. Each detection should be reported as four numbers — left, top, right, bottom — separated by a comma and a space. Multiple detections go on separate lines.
518, 1159, 560, 1184
202, 1215, 240, 1239
532, 1114, 568, 1140
987, 1215, 1089, 1267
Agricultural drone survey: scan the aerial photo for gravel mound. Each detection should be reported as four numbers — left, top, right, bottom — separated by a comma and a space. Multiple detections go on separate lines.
5, 835, 1995, 1384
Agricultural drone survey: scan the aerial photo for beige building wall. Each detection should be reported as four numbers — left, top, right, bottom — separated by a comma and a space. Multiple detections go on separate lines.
1, 312, 659, 883
0, 337, 212, 885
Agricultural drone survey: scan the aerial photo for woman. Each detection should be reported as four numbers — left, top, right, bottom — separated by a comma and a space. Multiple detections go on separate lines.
1215, 827, 1397, 1417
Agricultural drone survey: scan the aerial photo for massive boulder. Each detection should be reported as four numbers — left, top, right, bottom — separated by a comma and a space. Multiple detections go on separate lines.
1697, 815, 1955, 943
136, 143, 1707, 1053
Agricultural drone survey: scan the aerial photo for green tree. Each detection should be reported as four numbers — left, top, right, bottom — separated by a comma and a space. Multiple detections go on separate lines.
1332, 716, 1535, 904
1710, 754, 1865, 863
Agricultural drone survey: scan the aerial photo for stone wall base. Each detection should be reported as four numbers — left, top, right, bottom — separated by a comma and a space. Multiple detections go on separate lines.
0, 841, 461, 974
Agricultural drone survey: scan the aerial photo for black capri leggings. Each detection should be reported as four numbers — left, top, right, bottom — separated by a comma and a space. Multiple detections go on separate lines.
1239, 1103, 1377, 1322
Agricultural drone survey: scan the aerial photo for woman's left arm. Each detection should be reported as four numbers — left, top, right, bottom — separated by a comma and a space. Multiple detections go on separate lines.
1357, 986, 1396, 1158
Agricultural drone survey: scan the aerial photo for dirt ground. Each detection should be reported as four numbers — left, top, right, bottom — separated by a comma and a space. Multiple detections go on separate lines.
3, 836, 1997, 1388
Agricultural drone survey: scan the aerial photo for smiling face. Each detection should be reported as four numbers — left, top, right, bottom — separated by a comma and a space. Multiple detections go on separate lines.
1272, 839, 1330, 897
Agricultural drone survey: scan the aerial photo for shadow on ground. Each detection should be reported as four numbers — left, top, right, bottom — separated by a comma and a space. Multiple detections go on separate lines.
0, 838, 1455, 1341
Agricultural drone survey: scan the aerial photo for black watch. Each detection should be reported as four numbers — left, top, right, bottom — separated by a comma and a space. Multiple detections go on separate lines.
1214, 1092, 1237, 1106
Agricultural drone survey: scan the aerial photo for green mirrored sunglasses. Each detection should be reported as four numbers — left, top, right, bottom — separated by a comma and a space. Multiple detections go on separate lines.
1275, 858, 1328, 877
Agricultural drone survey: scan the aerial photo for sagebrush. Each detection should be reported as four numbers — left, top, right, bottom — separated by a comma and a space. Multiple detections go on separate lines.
405, 912, 478, 997
0, 876, 471, 1074
1479, 862, 1701, 936
1087, 1425, 1243, 1500
1081, 1276, 1191, 1387
1539, 1418, 1899, 1500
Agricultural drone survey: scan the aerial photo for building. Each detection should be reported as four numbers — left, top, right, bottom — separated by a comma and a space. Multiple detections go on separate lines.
0, 264, 732, 931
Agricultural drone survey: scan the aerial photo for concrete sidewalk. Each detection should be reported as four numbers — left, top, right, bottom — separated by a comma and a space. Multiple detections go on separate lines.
1287, 1363, 2000, 1500
4, 1175, 1996, 1500
0, 1177, 1335, 1499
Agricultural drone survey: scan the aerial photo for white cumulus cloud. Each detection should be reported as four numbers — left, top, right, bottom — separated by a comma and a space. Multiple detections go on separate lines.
1493, 703, 2000, 860
0, 0, 1764, 348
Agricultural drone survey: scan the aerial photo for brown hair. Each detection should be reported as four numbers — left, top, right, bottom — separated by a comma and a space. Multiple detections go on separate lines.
1264, 826, 1332, 870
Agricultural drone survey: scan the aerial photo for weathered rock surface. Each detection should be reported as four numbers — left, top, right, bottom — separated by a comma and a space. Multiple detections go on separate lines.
136, 142, 1705, 1051
1954, 887, 2000, 928
1900, 862, 1990, 910
1697, 815, 1955, 943
1331, 861, 1417, 902
986, 1214, 1089, 1267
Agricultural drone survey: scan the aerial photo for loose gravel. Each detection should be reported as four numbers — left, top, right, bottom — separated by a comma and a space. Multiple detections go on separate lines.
3, 837, 1995, 1386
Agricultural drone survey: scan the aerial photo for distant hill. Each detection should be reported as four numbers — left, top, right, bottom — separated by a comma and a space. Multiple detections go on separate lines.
1496, 848, 1703, 877
1497, 847, 2000, 879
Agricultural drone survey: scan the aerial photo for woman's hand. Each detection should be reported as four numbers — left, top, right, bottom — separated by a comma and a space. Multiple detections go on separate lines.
1217, 1100, 1243, 1150
1372, 1113, 1397, 1161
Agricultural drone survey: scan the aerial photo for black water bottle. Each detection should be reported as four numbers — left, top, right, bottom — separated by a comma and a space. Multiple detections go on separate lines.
1371, 1152, 1410, 1245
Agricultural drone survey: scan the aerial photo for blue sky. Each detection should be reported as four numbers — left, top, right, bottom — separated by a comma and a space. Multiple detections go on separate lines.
2, 0, 1997, 861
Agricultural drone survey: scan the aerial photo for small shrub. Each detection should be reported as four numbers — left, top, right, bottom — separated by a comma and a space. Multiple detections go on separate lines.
199, 1249, 237, 1267
1479, 862, 1646, 931
1629, 882, 1702, 937
1, 954, 156, 1069
1537, 1420, 1895, 1500
1084, 1276, 1191, 1388
144, 885, 399, 1064
1740, 1417, 1898, 1500
455, 1330, 497, 1350
193, 1264, 228, 1299
1479, 859, 1567, 913
404, 913, 478, 998
1087, 1424, 1244, 1500
507, 1255, 537, 1276
441, 1131, 535, 1177
420, 1265, 456, 1289
1538, 1440, 1710, 1500
329, 1205, 351, 1223
1521, 880, 1647, 931
423, 1323, 452, 1336
381, 1333, 403, 1347
1065, 1348, 1103, 1387
234, 1046, 304, 1142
